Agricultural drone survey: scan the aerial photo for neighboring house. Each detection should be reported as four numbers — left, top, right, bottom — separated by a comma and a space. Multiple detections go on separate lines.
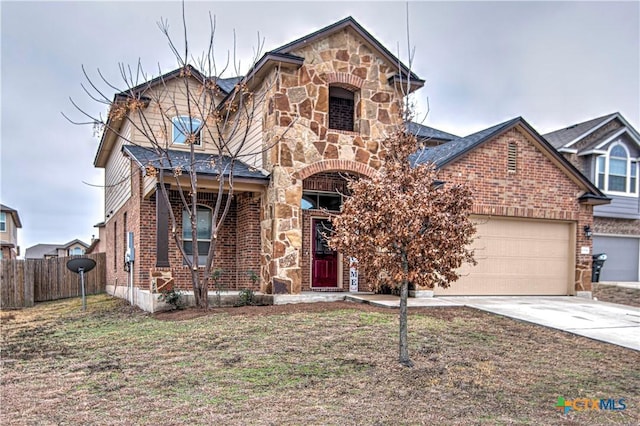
86, 222, 106, 254
544, 113, 640, 282
94, 16, 608, 311
0, 204, 22, 260
25, 239, 89, 259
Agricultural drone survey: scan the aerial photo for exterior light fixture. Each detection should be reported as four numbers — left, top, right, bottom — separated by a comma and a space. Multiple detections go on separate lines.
583, 225, 592, 239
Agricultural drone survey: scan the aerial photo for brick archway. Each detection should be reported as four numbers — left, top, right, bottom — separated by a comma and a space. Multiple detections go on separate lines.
296, 160, 377, 180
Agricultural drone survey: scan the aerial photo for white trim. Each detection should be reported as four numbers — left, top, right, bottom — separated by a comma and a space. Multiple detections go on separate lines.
558, 147, 578, 154
597, 142, 639, 196
593, 233, 640, 238
172, 115, 203, 146
578, 149, 606, 157
594, 127, 640, 150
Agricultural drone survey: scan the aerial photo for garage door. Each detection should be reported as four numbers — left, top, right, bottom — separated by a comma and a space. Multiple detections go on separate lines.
593, 236, 640, 281
435, 217, 573, 295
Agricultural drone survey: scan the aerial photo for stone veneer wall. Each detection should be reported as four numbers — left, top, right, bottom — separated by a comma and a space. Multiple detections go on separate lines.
258, 28, 407, 293
437, 127, 595, 292
594, 217, 640, 236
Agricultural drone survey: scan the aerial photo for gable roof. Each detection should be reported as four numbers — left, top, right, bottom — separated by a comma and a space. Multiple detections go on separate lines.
542, 112, 640, 152
25, 244, 60, 259
406, 122, 459, 142
411, 118, 520, 167
24, 240, 89, 259
123, 145, 270, 181
95, 65, 244, 168
0, 203, 22, 228
411, 117, 608, 203
271, 16, 422, 83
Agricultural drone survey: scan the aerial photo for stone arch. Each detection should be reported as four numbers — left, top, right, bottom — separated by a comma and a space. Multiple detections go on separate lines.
296, 159, 377, 180
325, 72, 364, 90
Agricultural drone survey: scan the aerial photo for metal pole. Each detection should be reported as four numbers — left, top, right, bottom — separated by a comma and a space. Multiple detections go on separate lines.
79, 268, 86, 311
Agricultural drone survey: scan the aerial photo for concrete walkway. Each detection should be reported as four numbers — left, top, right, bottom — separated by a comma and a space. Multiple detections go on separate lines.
348, 294, 640, 351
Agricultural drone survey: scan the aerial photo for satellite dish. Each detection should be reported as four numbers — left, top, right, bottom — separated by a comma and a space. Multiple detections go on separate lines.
67, 258, 96, 273
66, 258, 96, 311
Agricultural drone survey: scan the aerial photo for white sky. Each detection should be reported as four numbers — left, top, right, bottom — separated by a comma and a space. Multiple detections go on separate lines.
1, 1, 639, 253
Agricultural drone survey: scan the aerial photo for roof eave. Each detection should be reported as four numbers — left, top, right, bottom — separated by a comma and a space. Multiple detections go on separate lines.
273, 16, 421, 82
387, 75, 425, 94
578, 193, 611, 206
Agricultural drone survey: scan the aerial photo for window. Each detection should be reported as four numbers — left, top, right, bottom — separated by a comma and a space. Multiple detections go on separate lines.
113, 221, 117, 271
328, 86, 355, 131
172, 116, 202, 145
182, 206, 212, 265
70, 247, 84, 256
596, 142, 638, 195
0, 212, 5, 232
301, 191, 342, 211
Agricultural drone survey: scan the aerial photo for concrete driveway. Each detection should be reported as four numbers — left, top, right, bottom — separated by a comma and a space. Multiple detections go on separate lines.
442, 296, 640, 351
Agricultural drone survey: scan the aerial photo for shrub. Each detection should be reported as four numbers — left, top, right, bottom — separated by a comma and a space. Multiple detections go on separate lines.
158, 288, 183, 310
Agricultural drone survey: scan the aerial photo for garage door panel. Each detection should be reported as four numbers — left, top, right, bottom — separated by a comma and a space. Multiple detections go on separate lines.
435, 217, 572, 296
593, 236, 639, 281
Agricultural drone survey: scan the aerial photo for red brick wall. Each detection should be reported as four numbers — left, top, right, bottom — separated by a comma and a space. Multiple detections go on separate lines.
104, 164, 262, 293
437, 127, 594, 291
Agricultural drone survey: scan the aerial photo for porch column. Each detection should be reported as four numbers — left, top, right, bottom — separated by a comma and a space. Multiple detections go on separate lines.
266, 166, 303, 294
155, 183, 170, 267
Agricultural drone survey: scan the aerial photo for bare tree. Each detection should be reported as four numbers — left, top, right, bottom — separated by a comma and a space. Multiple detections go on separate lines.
66, 6, 283, 308
329, 124, 476, 367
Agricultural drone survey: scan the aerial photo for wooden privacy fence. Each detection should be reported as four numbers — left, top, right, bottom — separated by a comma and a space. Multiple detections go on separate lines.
0, 253, 106, 309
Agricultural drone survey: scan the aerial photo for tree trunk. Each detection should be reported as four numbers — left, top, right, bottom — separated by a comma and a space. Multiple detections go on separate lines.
192, 270, 208, 309
399, 251, 413, 367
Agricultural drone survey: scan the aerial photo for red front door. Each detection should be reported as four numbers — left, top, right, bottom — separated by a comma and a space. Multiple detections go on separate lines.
312, 219, 338, 287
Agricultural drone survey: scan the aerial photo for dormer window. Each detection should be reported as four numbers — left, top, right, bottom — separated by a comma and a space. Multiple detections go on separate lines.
328, 86, 355, 132
596, 142, 638, 195
172, 116, 202, 146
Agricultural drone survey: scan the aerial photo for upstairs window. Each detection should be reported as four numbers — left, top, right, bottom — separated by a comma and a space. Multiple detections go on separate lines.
182, 206, 212, 265
172, 116, 202, 145
596, 142, 638, 195
328, 86, 355, 132
0, 212, 5, 232
69, 247, 84, 256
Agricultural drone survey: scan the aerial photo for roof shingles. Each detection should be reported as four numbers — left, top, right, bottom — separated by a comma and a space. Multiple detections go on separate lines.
123, 146, 269, 180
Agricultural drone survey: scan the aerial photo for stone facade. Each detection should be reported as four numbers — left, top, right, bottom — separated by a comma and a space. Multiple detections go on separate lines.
258, 28, 407, 294
594, 217, 640, 236
96, 18, 607, 303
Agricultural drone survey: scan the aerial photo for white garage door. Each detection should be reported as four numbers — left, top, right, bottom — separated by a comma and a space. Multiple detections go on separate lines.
435, 216, 573, 296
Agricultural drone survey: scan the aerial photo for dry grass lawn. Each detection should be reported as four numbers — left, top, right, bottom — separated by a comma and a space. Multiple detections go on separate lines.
592, 284, 640, 308
1, 295, 638, 425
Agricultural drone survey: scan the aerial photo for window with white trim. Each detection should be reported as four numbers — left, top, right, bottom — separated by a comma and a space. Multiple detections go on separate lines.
182, 206, 212, 265
0, 212, 5, 232
69, 247, 84, 256
596, 142, 638, 195
172, 116, 202, 145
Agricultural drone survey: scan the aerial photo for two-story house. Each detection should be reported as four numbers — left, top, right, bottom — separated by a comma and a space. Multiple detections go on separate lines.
24, 239, 89, 259
94, 17, 607, 311
544, 113, 640, 281
0, 204, 22, 259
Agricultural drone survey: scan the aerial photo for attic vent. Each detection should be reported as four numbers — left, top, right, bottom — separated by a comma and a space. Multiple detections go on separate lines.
507, 142, 517, 172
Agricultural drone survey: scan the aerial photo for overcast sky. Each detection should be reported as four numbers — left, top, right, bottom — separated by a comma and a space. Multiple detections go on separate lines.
1, 1, 639, 254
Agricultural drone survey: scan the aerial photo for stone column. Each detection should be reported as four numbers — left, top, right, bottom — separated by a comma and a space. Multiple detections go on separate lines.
266, 166, 303, 294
